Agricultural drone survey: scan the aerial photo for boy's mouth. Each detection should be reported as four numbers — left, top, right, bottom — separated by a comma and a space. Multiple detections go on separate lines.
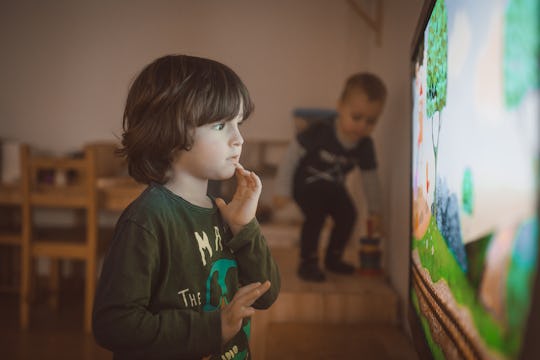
228, 155, 240, 164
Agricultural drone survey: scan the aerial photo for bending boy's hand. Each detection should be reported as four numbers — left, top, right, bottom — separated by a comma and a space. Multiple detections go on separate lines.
221, 281, 271, 345
215, 164, 262, 235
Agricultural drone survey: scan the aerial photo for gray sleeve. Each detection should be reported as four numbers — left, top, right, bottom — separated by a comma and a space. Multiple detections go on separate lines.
273, 139, 305, 198
361, 169, 382, 215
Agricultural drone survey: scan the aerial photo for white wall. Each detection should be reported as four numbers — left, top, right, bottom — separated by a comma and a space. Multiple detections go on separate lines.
0, 0, 373, 154
367, 0, 423, 330
0, 0, 424, 329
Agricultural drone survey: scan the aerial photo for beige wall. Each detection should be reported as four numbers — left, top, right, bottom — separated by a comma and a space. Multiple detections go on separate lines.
0, 0, 423, 329
0, 0, 374, 154
367, 0, 423, 331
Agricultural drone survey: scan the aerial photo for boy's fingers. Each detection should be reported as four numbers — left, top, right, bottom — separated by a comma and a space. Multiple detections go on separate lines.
251, 172, 262, 191
248, 171, 258, 188
236, 164, 254, 182
230, 306, 255, 322
259, 280, 271, 292
243, 173, 254, 190
235, 167, 247, 187
227, 282, 270, 321
236, 281, 271, 306
235, 163, 250, 175
234, 282, 262, 296
215, 197, 226, 209
242, 306, 256, 317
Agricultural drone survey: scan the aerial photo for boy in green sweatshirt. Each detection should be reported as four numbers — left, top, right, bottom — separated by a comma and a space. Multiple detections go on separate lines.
92, 54, 280, 360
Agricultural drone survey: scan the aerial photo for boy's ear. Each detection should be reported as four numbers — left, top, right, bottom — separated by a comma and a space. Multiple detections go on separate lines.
336, 99, 342, 110
336, 99, 346, 115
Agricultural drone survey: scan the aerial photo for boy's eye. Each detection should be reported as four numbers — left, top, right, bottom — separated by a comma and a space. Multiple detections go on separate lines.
212, 122, 226, 131
367, 118, 377, 125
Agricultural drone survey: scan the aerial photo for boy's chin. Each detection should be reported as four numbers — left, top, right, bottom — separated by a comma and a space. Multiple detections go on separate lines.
211, 170, 236, 181
348, 134, 368, 142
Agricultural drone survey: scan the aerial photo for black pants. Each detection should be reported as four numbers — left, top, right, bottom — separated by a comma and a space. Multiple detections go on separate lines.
293, 181, 357, 262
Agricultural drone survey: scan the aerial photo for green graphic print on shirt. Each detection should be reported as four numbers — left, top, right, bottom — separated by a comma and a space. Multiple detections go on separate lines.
181, 224, 251, 360
206, 260, 250, 360
203, 258, 249, 360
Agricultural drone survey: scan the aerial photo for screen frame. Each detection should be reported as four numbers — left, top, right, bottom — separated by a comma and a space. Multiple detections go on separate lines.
407, 0, 540, 359
408, 1, 436, 358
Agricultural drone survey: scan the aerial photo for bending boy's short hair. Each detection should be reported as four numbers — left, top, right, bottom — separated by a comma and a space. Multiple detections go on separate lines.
340, 72, 387, 102
119, 54, 254, 184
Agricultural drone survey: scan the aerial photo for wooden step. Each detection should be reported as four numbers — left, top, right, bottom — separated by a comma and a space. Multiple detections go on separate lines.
251, 223, 402, 359
263, 247, 399, 324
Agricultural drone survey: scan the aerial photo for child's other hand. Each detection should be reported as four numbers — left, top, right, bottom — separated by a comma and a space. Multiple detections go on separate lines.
272, 195, 291, 210
221, 281, 271, 345
215, 164, 262, 235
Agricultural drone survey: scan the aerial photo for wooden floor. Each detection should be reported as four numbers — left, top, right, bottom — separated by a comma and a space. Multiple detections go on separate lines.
249, 247, 418, 359
266, 323, 418, 360
0, 223, 419, 360
0, 285, 111, 360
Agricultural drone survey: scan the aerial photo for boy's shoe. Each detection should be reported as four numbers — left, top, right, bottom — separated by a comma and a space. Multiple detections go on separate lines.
298, 260, 326, 282
324, 258, 355, 275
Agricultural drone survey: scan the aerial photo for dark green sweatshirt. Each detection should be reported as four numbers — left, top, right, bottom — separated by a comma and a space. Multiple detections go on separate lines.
93, 183, 280, 359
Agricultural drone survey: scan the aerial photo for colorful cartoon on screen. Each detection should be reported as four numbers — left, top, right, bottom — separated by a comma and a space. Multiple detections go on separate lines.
410, 0, 539, 358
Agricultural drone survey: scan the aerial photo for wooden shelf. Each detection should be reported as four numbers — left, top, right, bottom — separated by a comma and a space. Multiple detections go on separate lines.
97, 176, 145, 211
29, 157, 88, 171
29, 186, 89, 208
30, 226, 114, 259
0, 233, 22, 245
0, 183, 23, 205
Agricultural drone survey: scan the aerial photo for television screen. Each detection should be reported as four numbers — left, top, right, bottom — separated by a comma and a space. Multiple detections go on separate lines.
409, 0, 539, 359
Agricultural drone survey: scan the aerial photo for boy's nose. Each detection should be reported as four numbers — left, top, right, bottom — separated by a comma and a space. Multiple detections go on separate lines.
231, 128, 244, 146
356, 122, 368, 133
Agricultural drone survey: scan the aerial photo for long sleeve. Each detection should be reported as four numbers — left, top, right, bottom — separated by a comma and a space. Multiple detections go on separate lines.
92, 219, 222, 359
360, 169, 382, 215
273, 139, 305, 198
225, 219, 280, 308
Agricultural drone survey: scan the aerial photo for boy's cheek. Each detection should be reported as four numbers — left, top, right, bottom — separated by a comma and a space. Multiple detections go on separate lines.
365, 125, 377, 135
342, 122, 357, 133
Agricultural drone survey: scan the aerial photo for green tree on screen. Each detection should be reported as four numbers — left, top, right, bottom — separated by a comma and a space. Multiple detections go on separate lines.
426, 0, 448, 216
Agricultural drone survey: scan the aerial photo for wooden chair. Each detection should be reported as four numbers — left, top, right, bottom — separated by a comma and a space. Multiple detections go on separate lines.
20, 143, 102, 333
93, 141, 145, 213
0, 143, 28, 294
19, 141, 146, 333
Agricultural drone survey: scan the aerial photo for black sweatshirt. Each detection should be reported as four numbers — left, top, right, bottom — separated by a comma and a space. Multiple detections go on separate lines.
93, 183, 280, 359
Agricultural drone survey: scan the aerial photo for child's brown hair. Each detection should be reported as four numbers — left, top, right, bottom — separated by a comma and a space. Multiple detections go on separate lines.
119, 55, 254, 184
340, 72, 387, 102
